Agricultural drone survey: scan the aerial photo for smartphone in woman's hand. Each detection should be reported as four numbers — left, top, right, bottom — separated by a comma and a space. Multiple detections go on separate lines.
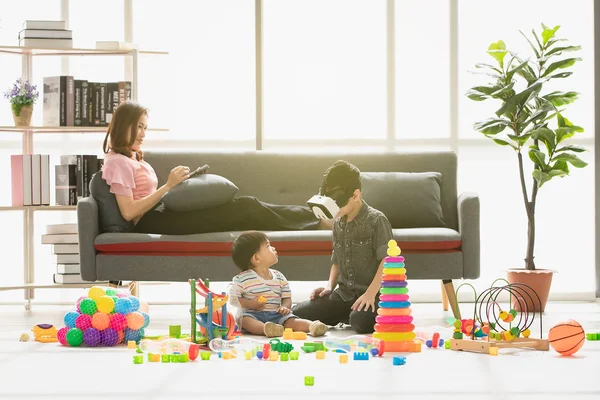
188, 164, 210, 178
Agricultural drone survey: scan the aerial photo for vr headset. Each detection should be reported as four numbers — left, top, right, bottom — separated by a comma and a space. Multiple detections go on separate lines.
306, 187, 353, 220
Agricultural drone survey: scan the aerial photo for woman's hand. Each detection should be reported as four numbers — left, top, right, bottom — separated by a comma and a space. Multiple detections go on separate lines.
351, 290, 377, 312
310, 287, 332, 300
166, 165, 190, 189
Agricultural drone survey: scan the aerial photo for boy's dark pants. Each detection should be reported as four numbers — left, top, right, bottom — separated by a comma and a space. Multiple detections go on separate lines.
292, 291, 379, 334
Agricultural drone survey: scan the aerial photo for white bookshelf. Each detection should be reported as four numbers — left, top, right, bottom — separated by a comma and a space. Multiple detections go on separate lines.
0, 45, 168, 309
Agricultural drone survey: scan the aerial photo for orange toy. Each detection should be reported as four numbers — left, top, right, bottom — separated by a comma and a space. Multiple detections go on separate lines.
200, 309, 237, 339
548, 319, 585, 356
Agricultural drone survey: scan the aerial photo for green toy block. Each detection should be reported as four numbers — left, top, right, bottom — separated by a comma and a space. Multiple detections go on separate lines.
280, 353, 289, 361
290, 351, 299, 360
453, 332, 463, 339
161, 354, 170, 363
169, 325, 181, 338
136, 346, 143, 354
586, 333, 600, 340
304, 376, 314, 386
133, 355, 144, 364
200, 351, 211, 360
177, 354, 188, 363
444, 340, 451, 349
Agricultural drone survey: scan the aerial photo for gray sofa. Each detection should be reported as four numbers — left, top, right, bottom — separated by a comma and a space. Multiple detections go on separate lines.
77, 151, 479, 318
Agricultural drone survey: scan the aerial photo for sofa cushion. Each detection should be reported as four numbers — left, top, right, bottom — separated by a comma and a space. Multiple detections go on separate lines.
162, 174, 239, 212
89, 171, 134, 233
361, 172, 446, 228
94, 228, 461, 255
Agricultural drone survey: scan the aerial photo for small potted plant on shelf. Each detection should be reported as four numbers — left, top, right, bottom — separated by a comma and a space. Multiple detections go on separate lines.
3, 78, 39, 127
467, 24, 587, 311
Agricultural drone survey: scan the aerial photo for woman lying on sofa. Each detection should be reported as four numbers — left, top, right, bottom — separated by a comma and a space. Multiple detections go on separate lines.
101, 101, 327, 235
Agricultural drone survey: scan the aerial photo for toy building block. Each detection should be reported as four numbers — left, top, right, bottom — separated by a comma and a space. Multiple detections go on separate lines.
339, 354, 349, 364
291, 331, 308, 340
290, 351, 299, 360
257, 296, 267, 304
489, 346, 499, 356
393, 356, 406, 366
169, 325, 181, 338
148, 353, 161, 362
353, 351, 369, 361
127, 340, 137, 349
269, 351, 279, 361
244, 351, 253, 360
301, 341, 326, 353
200, 351, 211, 360
304, 376, 314, 386
280, 353, 289, 361
283, 328, 293, 340
586, 333, 600, 341
316, 350, 326, 359
161, 354, 170, 363
133, 355, 144, 364
444, 340, 451, 349
222, 352, 236, 360
169, 354, 177, 362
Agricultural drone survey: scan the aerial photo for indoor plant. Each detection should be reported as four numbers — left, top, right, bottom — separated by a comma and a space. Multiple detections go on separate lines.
467, 24, 587, 311
3, 78, 39, 127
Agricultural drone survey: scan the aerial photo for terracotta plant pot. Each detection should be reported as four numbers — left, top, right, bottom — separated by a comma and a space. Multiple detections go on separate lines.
11, 104, 33, 127
506, 269, 554, 312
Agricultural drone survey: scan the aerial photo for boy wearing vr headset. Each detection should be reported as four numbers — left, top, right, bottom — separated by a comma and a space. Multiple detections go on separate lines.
293, 160, 393, 334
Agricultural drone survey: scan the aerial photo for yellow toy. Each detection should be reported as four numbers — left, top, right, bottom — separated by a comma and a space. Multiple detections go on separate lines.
31, 324, 58, 343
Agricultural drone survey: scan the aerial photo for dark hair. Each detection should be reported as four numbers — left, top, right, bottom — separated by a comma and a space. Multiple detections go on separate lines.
231, 231, 269, 271
320, 160, 361, 206
103, 101, 148, 161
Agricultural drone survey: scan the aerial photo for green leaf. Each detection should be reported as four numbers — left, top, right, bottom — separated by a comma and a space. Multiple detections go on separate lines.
507, 133, 532, 145
546, 38, 567, 48
495, 80, 544, 118
548, 71, 573, 80
532, 170, 551, 188
556, 126, 584, 143
542, 58, 581, 77
529, 148, 547, 169
473, 118, 511, 134
555, 145, 585, 153
475, 63, 503, 74
484, 135, 517, 149
519, 30, 541, 58
487, 41, 507, 68
548, 169, 569, 178
543, 91, 578, 107
506, 59, 530, 82
541, 24, 560, 45
545, 45, 582, 57
552, 153, 588, 168
530, 127, 556, 155
552, 160, 570, 173
532, 29, 543, 51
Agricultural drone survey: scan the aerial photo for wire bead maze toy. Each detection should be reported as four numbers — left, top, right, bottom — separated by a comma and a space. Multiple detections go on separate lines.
450, 282, 549, 355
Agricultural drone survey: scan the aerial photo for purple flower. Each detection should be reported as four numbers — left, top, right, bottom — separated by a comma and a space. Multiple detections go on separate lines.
3, 78, 39, 106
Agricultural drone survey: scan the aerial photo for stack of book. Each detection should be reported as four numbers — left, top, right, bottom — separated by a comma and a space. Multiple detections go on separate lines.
43, 76, 132, 127
55, 155, 103, 205
19, 20, 73, 49
41, 223, 83, 284
11, 154, 50, 206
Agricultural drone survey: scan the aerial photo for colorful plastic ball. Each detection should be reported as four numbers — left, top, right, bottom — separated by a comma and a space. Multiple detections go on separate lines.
115, 298, 133, 315
117, 330, 125, 344
75, 314, 93, 331
128, 296, 140, 312
57, 327, 69, 346
101, 328, 119, 346
105, 288, 118, 296
88, 286, 106, 300
75, 296, 86, 312
127, 312, 145, 330
123, 328, 142, 343
522, 328, 531, 338
426, 340, 432, 348
140, 312, 150, 329
92, 313, 110, 331
499, 311, 508, 320
79, 298, 97, 315
109, 313, 127, 331
109, 296, 119, 313
116, 293, 128, 298
96, 296, 115, 314
256, 351, 263, 359
139, 301, 149, 313
66, 328, 84, 347
370, 348, 379, 356
64, 311, 80, 328
83, 328, 102, 347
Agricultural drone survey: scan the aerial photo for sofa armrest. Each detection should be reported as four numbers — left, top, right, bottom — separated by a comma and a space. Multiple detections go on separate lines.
458, 192, 480, 280
77, 197, 99, 281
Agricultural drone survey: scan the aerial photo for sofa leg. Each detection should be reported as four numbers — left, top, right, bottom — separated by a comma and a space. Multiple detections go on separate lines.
128, 281, 139, 297
442, 279, 461, 320
441, 281, 449, 311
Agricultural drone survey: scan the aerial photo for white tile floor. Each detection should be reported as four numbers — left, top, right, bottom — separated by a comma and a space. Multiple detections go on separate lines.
0, 301, 599, 400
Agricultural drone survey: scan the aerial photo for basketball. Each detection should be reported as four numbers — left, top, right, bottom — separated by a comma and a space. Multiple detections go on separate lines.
548, 319, 585, 356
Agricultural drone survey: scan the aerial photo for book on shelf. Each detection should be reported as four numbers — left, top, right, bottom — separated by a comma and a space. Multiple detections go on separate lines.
43, 76, 75, 126
55, 164, 77, 205
19, 29, 73, 40
11, 155, 32, 206
60, 155, 98, 199
53, 273, 86, 284
52, 244, 79, 254
56, 264, 80, 275
23, 20, 67, 30
41, 155, 50, 205
46, 223, 78, 235
19, 38, 73, 49
55, 254, 80, 264
41, 233, 78, 244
